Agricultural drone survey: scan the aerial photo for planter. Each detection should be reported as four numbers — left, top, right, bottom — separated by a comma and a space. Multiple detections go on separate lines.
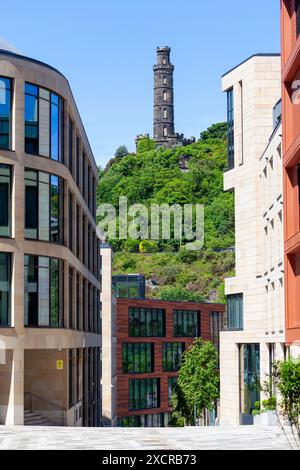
253, 414, 261, 426
253, 411, 278, 426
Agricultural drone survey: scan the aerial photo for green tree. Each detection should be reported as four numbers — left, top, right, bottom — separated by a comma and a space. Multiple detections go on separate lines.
200, 122, 227, 141
276, 359, 300, 435
177, 338, 219, 424
136, 137, 156, 153
115, 145, 129, 158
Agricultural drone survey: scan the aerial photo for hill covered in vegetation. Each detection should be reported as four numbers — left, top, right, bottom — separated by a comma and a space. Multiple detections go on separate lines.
97, 123, 235, 302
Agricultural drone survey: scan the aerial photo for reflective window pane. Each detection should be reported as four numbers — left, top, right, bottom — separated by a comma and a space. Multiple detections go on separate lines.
0, 164, 11, 237
0, 252, 11, 326
0, 77, 12, 150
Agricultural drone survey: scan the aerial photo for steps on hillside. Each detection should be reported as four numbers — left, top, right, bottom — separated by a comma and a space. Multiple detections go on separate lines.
24, 409, 56, 427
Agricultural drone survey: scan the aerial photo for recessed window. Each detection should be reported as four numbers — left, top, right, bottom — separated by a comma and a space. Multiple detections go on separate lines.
163, 76, 167, 85
0, 164, 12, 237
129, 378, 160, 410
24, 255, 64, 327
162, 343, 184, 372
163, 91, 168, 102
162, 57, 167, 65
0, 77, 12, 150
129, 307, 165, 337
0, 252, 11, 326
163, 108, 167, 119
24, 169, 64, 244
227, 88, 234, 170
227, 294, 243, 330
122, 343, 154, 373
239, 344, 260, 415
163, 126, 168, 137
173, 310, 200, 337
297, 0, 300, 37
25, 83, 64, 161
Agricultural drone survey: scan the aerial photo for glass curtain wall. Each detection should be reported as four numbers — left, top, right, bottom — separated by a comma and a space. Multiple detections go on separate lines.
25, 83, 64, 161
0, 164, 11, 237
25, 169, 64, 244
0, 77, 12, 150
24, 255, 64, 327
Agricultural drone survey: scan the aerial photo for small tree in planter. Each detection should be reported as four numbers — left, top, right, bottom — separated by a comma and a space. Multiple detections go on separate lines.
262, 358, 300, 442
276, 359, 300, 438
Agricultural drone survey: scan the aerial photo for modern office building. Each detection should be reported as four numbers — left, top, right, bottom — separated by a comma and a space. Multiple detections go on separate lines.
116, 298, 224, 427
280, 0, 300, 355
112, 274, 145, 299
101, 244, 117, 426
220, 54, 285, 425
0, 47, 102, 426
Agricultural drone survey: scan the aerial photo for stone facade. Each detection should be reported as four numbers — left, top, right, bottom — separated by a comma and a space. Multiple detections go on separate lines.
0, 49, 102, 426
100, 244, 117, 426
220, 54, 285, 426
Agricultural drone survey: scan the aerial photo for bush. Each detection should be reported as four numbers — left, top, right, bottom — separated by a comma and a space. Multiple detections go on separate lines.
139, 240, 159, 253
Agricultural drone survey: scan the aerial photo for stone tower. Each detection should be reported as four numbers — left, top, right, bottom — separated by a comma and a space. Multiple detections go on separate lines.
153, 46, 179, 148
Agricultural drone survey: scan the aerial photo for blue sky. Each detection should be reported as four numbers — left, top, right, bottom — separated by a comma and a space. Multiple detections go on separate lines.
1, 0, 280, 166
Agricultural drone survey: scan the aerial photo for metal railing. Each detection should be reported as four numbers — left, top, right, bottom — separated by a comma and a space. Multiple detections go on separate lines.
24, 392, 66, 426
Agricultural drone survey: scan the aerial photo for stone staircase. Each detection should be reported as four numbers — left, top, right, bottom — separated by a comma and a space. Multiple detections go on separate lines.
24, 409, 56, 427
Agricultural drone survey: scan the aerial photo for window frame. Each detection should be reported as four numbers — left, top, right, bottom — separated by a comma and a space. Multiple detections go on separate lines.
0, 77, 12, 151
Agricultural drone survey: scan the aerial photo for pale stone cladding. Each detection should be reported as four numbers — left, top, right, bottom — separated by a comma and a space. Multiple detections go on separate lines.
220, 55, 285, 426
0, 49, 102, 426
100, 244, 117, 426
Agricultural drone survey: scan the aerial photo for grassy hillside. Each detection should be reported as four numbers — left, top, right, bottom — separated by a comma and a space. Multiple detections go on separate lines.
97, 123, 235, 303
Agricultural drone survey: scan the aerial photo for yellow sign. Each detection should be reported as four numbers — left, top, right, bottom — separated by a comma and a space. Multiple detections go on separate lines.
56, 360, 64, 370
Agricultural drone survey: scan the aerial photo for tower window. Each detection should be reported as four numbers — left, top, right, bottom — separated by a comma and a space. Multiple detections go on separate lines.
163, 57, 167, 65
163, 108, 167, 119
163, 127, 168, 137
297, 0, 300, 37
163, 91, 168, 102
163, 76, 167, 85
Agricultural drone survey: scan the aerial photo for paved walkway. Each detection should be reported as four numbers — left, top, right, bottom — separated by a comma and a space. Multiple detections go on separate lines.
0, 425, 298, 450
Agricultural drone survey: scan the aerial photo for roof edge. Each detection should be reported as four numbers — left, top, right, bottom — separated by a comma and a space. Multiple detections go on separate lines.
222, 53, 281, 78
0, 48, 97, 170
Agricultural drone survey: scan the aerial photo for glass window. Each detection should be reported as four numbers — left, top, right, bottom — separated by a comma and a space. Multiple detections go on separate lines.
162, 343, 184, 372
68, 117, 74, 175
122, 343, 154, 373
69, 267, 74, 329
239, 344, 260, 415
297, 0, 300, 37
129, 307, 165, 337
0, 164, 12, 237
163, 108, 167, 119
129, 378, 160, 411
0, 252, 11, 326
76, 136, 80, 188
0, 78, 11, 148
173, 310, 200, 337
227, 88, 234, 170
68, 191, 74, 252
210, 311, 224, 355
168, 377, 178, 406
25, 83, 64, 161
24, 255, 64, 327
0, 77, 12, 150
25, 169, 64, 244
227, 294, 243, 330
69, 349, 76, 408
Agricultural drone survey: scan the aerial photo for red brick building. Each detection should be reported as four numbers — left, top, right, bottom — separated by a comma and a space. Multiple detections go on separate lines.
281, 1, 300, 346
116, 298, 225, 427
